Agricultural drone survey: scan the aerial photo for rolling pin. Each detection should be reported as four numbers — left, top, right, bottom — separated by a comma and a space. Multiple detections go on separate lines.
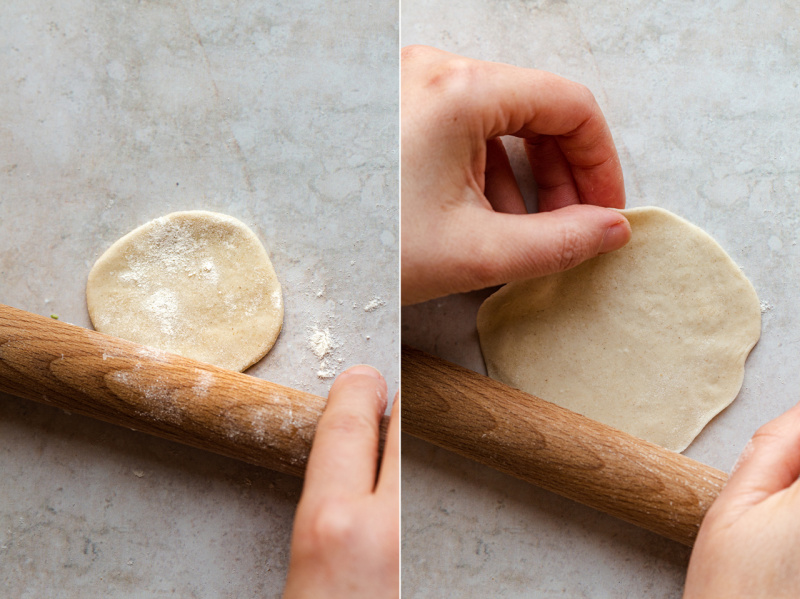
0, 303, 388, 478
402, 346, 728, 546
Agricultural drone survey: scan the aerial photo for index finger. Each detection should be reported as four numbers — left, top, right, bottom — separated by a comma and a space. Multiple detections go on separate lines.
303, 365, 388, 498
480, 63, 624, 209
406, 46, 624, 208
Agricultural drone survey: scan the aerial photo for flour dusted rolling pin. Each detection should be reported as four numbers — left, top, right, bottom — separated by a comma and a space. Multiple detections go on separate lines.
0, 303, 388, 477
402, 346, 728, 546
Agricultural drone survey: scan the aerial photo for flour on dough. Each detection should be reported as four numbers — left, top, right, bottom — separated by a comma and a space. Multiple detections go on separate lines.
87, 211, 283, 371
477, 207, 761, 452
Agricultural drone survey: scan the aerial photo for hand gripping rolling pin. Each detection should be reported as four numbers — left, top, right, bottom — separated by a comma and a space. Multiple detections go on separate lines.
0, 303, 388, 478
402, 345, 728, 546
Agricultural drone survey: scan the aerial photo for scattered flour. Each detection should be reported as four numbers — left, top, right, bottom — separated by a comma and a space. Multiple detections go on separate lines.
107, 369, 183, 424
198, 258, 219, 283
363, 296, 385, 312
308, 327, 333, 360
308, 324, 338, 379
144, 288, 179, 335
137, 345, 169, 361
760, 300, 772, 314
191, 369, 215, 398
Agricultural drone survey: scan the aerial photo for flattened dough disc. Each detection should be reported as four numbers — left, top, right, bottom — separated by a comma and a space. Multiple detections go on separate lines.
477, 207, 761, 452
87, 211, 283, 372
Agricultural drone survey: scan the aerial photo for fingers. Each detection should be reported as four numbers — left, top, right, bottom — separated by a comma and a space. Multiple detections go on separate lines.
377, 392, 400, 500
525, 135, 580, 212
451, 204, 630, 290
484, 138, 527, 215
713, 402, 800, 516
303, 365, 388, 498
477, 63, 624, 209
404, 46, 624, 209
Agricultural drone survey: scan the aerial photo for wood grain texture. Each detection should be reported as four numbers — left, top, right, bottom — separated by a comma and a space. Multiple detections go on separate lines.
0, 303, 388, 477
402, 346, 728, 546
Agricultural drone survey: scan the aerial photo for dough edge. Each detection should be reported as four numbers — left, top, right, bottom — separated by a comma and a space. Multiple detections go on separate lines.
477, 206, 761, 452
86, 210, 284, 371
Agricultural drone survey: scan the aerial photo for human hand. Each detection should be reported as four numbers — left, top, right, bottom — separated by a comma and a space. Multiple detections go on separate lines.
401, 45, 631, 305
283, 365, 399, 599
684, 402, 800, 598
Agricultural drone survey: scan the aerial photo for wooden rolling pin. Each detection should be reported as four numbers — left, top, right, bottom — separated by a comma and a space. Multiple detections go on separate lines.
0, 303, 388, 478
402, 346, 728, 546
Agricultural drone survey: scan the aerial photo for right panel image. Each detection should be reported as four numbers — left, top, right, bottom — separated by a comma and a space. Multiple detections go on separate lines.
400, 2, 800, 597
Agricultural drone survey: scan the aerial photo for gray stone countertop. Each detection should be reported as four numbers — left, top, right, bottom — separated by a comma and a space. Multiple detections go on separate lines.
0, 1, 398, 597
401, 1, 799, 597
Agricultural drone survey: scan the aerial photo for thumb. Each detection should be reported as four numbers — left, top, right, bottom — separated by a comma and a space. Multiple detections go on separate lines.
459, 204, 630, 289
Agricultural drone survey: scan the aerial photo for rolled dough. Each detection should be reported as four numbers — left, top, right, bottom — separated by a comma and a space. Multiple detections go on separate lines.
477, 207, 761, 452
87, 211, 283, 371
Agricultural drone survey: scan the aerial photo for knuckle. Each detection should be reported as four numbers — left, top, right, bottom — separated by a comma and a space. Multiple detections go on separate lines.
751, 422, 782, 442
459, 238, 501, 290
561, 82, 600, 137
555, 225, 587, 272
465, 257, 498, 289
401, 44, 430, 62
574, 82, 595, 103
565, 80, 597, 111
326, 410, 377, 438
422, 57, 479, 102
403, 49, 483, 132
307, 501, 359, 549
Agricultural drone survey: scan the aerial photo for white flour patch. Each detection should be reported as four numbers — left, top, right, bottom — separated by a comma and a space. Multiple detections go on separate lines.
144, 288, 179, 335
247, 406, 273, 445
108, 370, 183, 425
279, 407, 295, 435
308, 324, 339, 379
271, 288, 283, 309
308, 327, 333, 359
112, 370, 131, 384
138, 345, 169, 361
139, 382, 183, 424
198, 258, 219, 284
226, 404, 285, 448
192, 369, 215, 398
760, 300, 772, 314
363, 296, 386, 312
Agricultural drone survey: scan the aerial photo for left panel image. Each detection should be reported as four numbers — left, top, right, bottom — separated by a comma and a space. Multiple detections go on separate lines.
0, 1, 398, 597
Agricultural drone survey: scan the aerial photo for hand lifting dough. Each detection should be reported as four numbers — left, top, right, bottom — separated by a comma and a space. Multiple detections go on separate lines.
477, 207, 761, 452
87, 211, 283, 371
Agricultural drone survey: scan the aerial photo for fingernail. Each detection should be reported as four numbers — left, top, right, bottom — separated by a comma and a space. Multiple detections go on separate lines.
341, 364, 383, 380
598, 221, 631, 254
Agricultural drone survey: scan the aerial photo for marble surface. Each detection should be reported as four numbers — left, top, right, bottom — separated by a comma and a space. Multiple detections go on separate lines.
0, 1, 397, 596
401, 1, 799, 597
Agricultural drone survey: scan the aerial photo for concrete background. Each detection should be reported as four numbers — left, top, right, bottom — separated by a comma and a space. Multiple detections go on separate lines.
401, 1, 799, 597
0, 1, 397, 596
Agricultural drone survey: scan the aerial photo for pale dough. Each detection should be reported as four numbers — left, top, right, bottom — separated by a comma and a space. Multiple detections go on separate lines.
477, 207, 761, 452
87, 211, 283, 371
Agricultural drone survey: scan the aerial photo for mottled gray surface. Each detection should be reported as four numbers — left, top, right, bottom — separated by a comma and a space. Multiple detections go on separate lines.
402, 1, 798, 597
0, 0, 397, 596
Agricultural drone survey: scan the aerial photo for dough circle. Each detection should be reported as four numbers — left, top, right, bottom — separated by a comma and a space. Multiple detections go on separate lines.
477, 207, 761, 452
87, 210, 283, 371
